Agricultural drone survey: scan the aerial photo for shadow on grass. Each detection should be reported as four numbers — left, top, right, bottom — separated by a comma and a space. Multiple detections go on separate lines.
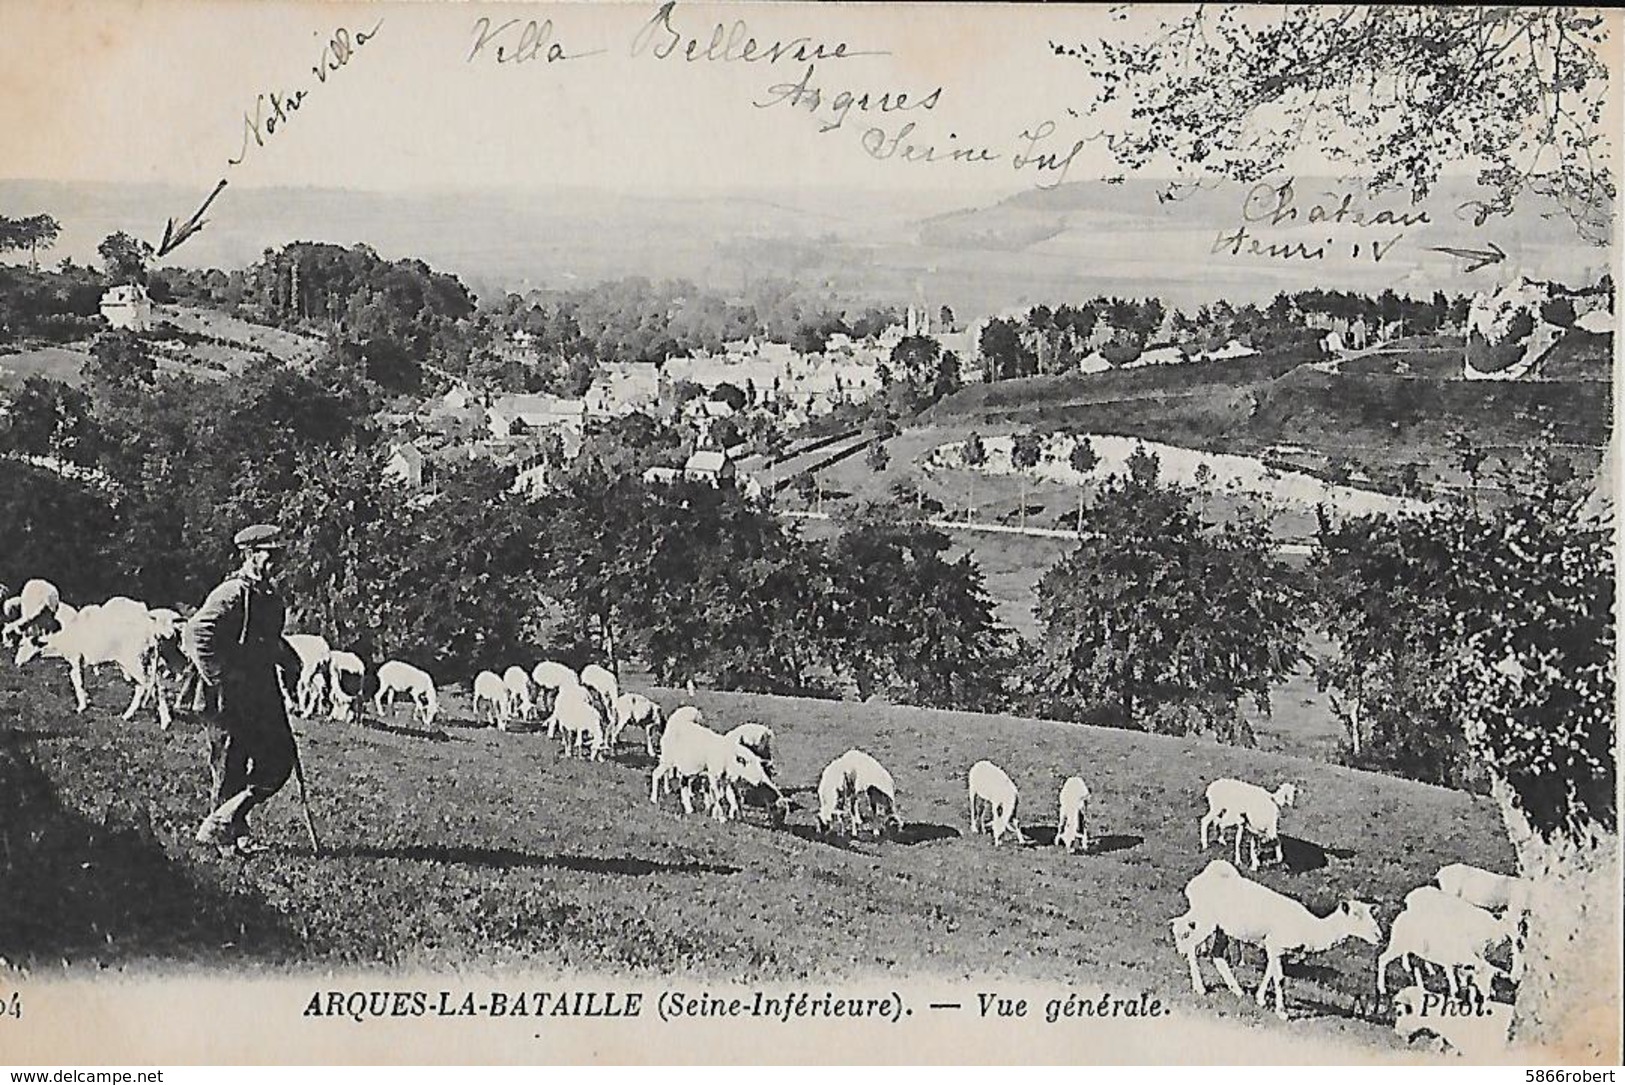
891, 822, 962, 846
1279, 834, 1349, 873
365, 719, 455, 743
610, 749, 656, 770
783, 824, 876, 854
314, 843, 738, 877
0, 738, 298, 967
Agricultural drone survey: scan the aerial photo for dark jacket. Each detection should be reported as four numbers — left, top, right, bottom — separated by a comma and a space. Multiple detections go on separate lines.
181, 574, 297, 734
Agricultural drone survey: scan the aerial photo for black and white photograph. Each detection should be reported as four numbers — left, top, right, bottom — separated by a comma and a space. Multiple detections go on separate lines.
0, 0, 1619, 1067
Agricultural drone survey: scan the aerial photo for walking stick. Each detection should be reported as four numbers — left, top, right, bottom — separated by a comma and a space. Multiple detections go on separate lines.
290, 738, 321, 856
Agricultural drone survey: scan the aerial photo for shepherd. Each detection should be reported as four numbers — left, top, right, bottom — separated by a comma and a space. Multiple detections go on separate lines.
182, 523, 313, 858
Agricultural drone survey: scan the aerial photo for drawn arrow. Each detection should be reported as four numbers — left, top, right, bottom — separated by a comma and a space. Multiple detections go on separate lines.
155, 178, 228, 259
1429, 241, 1506, 274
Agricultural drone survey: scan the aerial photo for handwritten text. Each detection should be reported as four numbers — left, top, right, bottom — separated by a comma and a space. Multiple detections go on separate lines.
229, 21, 382, 167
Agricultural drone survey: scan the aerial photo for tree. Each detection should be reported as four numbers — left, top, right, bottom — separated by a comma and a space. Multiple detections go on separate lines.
97, 232, 154, 284
979, 318, 1033, 381
1311, 449, 1614, 1050
1068, 435, 1099, 531
1060, 7, 1614, 243
84, 330, 156, 389
1011, 431, 1045, 530
828, 505, 1011, 708
879, 334, 959, 415
0, 214, 62, 269
1034, 456, 1304, 740
938, 305, 956, 332
865, 437, 891, 474
710, 382, 748, 413
960, 432, 987, 518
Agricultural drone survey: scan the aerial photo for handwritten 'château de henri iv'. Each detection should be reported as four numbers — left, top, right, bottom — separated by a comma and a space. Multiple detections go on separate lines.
630, 1, 888, 64
1213, 178, 1434, 263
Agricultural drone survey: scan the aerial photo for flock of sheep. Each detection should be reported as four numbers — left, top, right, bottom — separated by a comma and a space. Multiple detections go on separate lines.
3, 575, 1528, 1056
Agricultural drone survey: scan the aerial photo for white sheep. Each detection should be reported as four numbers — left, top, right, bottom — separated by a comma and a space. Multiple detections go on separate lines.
816, 749, 902, 838
1171, 858, 1381, 1020
501, 665, 535, 724
2, 578, 62, 646
282, 633, 332, 718
1436, 863, 1529, 915
724, 722, 775, 772
579, 662, 619, 724
327, 651, 366, 723
1055, 776, 1091, 854
1377, 885, 1520, 1001
1200, 778, 1298, 870
968, 760, 1026, 845
614, 691, 665, 756
666, 705, 704, 731
651, 713, 781, 822
550, 683, 607, 760
15, 599, 173, 729
375, 659, 440, 730
1392, 985, 1512, 1059
530, 660, 580, 732
473, 670, 510, 728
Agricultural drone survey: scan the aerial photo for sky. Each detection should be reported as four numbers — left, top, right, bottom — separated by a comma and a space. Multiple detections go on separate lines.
9, 2, 1616, 198
1, 2, 1619, 310
2, 0, 1157, 199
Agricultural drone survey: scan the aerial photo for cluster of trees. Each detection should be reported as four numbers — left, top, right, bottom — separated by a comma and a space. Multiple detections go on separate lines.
0, 342, 1008, 707
0, 213, 62, 269
462, 277, 899, 389
975, 289, 1472, 383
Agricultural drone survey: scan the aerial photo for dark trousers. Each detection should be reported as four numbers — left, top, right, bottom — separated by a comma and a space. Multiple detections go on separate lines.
204, 720, 294, 834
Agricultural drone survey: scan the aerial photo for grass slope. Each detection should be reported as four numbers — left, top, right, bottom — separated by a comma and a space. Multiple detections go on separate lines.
1, 664, 1515, 1053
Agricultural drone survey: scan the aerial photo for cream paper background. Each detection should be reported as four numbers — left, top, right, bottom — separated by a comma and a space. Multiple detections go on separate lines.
0, 0, 1620, 1067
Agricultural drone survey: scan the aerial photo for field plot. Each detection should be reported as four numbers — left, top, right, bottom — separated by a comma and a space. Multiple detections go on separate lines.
2, 665, 1513, 1053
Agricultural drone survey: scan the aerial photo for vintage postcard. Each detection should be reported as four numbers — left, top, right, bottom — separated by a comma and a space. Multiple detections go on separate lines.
0, 0, 1620, 1067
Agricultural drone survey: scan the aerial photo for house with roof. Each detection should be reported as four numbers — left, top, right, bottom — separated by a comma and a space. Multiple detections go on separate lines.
487, 393, 588, 439
683, 449, 736, 485
100, 284, 152, 332
383, 442, 427, 488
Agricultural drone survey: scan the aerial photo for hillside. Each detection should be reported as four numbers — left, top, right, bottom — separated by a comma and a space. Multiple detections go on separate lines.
1, 661, 1518, 1059
0, 304, 324, 388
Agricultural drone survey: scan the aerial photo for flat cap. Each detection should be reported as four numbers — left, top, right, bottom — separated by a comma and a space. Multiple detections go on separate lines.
233, 524, 284, 550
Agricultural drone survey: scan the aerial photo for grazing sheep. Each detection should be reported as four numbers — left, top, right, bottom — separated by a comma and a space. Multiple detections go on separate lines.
968, 760, 1026, 845
1392, 986, 1512, 1059
1436, 863, 1529, 915
1171, 858, 1381, 1020
665, 705, 704, 733
375, 659, 440, 730
2, 578, 62, 646
816, 749, 902, 838
473, 670, 510, 728
1377, 886, 1520, 1001
15, 600, 174, 729
1055, 776, 1091, 854
724, 722, 775, 773
550, 683, 608, 759
530, 660, 579, 731
501, 665, 535, 724
578, 663, 619, 728
327, 651, 366, 723
614, 691, 665, 756
281, 633, 332, 718
651, 713, 782, 823
1200, 778, 1298, 871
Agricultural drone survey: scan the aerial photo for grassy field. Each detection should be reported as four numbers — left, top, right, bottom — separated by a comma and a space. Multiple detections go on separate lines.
1, 661, 1515, 1055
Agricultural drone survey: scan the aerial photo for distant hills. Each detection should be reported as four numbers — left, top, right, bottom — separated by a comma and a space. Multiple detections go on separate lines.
1, 176, 1611, 318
